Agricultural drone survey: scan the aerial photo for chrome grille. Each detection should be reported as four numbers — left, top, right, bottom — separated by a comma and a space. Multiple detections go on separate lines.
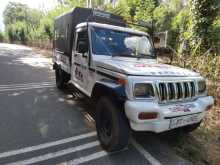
157, 81, 196, 102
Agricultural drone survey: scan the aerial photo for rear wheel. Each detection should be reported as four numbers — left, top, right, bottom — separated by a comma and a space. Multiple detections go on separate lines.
55, 68, 69, 89
96, 97, 130, 152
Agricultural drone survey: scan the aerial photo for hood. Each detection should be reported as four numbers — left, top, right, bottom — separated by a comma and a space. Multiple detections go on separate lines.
95, 57, 200, 77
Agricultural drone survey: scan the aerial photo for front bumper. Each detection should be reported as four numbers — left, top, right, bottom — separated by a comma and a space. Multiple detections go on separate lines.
124, 96, 214, 132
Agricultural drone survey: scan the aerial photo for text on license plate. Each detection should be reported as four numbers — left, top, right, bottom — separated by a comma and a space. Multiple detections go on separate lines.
169, 113, 201, 129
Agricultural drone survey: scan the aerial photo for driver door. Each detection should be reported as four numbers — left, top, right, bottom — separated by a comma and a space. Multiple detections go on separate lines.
72, 29, 90, 94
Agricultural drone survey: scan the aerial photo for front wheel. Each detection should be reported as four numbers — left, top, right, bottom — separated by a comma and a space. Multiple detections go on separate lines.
96, 97, 130, 152
180, 121, 202, 133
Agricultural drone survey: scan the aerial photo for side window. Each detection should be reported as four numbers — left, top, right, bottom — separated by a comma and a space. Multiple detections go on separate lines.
76, 30, 88, 54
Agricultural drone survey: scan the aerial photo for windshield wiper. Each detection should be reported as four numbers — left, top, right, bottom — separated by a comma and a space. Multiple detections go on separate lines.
111, 53, 155, 59
112, 53, 132, 57
135, 53, 155, 59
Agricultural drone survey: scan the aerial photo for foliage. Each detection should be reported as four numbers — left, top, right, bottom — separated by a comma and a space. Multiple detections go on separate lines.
153, 0, 186, 48
3, 2, 42, 43
3, 2, 42, 28
189, 0, 219, 53
153, 4, 172, 32
3, 2, 28, 25
0, 31, 4, 42
135, 0, 157, 22
211, 19, 220, 54
105, 0, 129, 18
6, 21, 29, 43
37, 5, 71, 40
62, 0, 86, 7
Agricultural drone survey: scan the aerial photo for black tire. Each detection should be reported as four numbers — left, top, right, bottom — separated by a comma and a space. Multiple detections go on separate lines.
181, 121, 202, 133
55, 68, 65, 89
95, 97, 130, 152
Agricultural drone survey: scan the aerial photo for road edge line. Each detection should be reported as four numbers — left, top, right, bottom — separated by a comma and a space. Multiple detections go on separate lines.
62, 150, 108, 165
131, 138, 162, 165
0, 132, 96, 159
6, 141, 100, 165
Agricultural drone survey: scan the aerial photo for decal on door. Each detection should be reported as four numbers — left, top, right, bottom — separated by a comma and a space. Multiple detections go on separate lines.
75, 67, 84, 82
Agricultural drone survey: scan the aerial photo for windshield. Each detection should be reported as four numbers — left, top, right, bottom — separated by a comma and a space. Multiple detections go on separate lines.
90, 26, 155, 58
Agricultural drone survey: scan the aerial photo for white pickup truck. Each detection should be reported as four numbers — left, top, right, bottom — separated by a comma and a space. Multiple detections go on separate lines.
53, 7, 214, 152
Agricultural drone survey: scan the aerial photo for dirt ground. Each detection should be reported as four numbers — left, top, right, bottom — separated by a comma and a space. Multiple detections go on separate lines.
32, 47, 52, 58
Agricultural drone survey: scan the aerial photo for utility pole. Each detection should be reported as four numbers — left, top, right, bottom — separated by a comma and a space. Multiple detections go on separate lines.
89, 0, 92, 8
86, 0, 89, 7
87, 0, 92, 8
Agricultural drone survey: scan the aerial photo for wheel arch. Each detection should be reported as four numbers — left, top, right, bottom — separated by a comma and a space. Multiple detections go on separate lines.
91, 81, 127, 103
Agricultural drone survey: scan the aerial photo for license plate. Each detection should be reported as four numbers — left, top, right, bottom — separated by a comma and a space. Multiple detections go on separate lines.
169, 113, 201, 129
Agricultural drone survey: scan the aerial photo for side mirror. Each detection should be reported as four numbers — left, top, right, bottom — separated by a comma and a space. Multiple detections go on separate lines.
153, 31, 168, 49
78, 41, 88, 56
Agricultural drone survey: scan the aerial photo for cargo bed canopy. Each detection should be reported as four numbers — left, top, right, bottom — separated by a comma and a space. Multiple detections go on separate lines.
54, 7, 126, 57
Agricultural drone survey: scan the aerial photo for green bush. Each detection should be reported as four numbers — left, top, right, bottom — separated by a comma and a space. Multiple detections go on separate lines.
3, 2, 42, 44
6, 21, 28, 44
211, 19, 220, 54
0, 31, 4, 42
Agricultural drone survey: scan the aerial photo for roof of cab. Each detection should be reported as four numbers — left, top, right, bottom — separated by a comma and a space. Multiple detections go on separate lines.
76, 22, 149, 37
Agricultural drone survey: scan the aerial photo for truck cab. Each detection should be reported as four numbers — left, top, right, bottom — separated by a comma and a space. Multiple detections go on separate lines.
53, 7, 214, 152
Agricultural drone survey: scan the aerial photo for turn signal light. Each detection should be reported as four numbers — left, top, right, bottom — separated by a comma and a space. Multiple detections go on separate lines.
118, 78, 127, 85
138, 112, 158, 120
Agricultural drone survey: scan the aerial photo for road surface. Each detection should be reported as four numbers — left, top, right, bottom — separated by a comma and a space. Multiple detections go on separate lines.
0, 43, 192, 165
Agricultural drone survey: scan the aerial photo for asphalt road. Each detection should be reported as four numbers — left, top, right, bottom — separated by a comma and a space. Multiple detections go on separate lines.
0, 43, 192, 165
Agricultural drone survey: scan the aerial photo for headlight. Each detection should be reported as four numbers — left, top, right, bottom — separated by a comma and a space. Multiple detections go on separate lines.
134, 83, 154, 98
198, 80, 206, 94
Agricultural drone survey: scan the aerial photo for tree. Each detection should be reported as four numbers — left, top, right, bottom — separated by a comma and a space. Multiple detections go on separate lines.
6, 21, 28, 43
3, 2, 42, 43
153, 4, 172, 32
62, 0, 86, 7
3, 2, 28, 25
135, 0, 158, 22
37, 4, 72, 40
210, 16, 220, 54
105, 0, 129, 18
0, 31, 4, 42
189, 0, 219, 53
3, 2, 42, 27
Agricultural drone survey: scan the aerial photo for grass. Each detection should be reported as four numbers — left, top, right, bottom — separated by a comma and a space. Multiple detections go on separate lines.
166, 54, 220, 165
169, 116, 220, 165
168, 114, 220, 165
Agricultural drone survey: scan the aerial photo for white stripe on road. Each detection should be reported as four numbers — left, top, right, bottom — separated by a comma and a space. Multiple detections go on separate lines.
61, 138, 161, 165
0, 83, 55, 89
7, 141, 100, 165
0, 82, 56, 92
131, 139, 162, 165
0, 85, 55, 92
0, 82, 54, 88
0, 132, 96, 159
0, 84, 55, 89
61, 150, 108, 165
